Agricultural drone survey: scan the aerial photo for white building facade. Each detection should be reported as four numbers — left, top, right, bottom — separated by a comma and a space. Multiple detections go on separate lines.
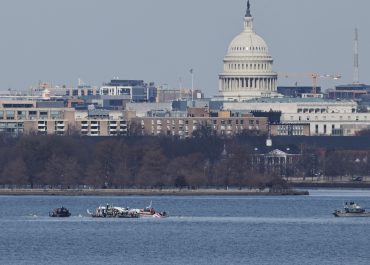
222, 98, 369, 136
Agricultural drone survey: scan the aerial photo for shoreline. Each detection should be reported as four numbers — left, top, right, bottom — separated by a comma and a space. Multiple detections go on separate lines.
291, 182, 370, 189
0, 188, 309, 196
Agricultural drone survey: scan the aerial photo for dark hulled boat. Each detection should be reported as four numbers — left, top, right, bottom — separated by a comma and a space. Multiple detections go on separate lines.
333, 202, 370, 217
49, 206, 71, 217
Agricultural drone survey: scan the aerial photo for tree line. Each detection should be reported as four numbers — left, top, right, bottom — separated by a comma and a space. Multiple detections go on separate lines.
0, 134, 286, 189
1, 134, 369, 189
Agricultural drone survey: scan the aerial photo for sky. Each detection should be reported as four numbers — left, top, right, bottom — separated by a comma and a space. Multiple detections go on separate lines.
0, 0, 369, 96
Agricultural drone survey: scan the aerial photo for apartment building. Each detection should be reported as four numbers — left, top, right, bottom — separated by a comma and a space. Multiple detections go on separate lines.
131, 114, 268, 138
0, 101, 75, 135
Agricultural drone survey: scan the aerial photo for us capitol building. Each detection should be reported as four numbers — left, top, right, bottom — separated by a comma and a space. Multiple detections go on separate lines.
211, 1, 370, 137
216, 1, 279, 101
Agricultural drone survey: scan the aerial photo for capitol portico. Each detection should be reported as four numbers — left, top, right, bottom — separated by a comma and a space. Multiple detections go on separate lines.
216, 1, 279, 101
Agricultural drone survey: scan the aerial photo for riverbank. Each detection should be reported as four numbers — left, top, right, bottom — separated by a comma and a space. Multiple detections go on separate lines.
0, 188, 309, 196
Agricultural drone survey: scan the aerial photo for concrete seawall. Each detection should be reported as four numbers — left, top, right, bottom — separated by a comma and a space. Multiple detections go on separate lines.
0, 188, 309, 196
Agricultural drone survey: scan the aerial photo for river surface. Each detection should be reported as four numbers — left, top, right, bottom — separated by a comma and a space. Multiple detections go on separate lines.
1, 189, 370, 265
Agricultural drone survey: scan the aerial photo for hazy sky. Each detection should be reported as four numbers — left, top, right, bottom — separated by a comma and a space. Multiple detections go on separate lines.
0, 0, 369, 96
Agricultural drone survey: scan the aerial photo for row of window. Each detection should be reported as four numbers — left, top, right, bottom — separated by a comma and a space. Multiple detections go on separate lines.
0, 110, 61, 120
147, 119, 262, 126
294, 115, 367, 121
100, 87, 131, 96
277, 130, 304, 136
228, 63, 270, 71
66, 89, 95, 96
231, 46, 266, 52
315, 124, 336, 135
150, 125, 248, 134
297, 108, 327, 114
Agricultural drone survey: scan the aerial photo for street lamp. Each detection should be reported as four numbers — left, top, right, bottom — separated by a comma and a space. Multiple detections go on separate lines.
190, 69, 194, 105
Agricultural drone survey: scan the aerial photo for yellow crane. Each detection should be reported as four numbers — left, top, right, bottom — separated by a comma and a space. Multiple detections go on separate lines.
280, 73, 341, 94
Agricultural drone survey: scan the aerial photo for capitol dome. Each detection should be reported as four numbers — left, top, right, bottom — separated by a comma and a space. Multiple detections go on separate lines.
227, 32, 269, 56
216, 1, 279, 101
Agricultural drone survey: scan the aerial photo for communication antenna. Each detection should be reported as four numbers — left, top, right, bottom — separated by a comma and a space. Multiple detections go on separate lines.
354, 28, 359, 84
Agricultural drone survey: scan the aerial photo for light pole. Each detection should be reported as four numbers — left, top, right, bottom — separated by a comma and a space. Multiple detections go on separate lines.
190, 69, 194, 104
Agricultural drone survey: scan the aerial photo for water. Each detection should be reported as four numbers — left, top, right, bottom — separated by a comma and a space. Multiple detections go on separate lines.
1, 190, 370, 265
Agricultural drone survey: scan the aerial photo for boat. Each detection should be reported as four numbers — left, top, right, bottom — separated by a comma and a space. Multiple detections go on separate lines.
49, 206, 71, 217
333, 202, 370, 217
131, 201, 168, 218
87, 204, 139, 218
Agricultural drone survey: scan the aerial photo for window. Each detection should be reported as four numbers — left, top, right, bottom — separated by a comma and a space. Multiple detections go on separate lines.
6, 111, 15, 120
51, 111, 60, 119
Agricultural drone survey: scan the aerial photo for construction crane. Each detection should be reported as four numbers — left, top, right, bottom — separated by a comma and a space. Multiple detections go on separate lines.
280, 73, 342, 94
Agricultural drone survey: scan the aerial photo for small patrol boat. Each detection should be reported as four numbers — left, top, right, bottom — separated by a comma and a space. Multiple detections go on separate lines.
49, 206, 71, 217
333, 202, 370, 217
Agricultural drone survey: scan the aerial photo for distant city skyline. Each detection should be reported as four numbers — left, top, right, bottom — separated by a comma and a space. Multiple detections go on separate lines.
0, 0, 369, 96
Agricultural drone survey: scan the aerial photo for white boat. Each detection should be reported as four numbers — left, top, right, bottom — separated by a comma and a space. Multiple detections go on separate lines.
130, 201, 168, 218
87, 204, 139, 218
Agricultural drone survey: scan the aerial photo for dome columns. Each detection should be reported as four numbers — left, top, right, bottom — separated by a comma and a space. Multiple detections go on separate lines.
220, 76, 277, 92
